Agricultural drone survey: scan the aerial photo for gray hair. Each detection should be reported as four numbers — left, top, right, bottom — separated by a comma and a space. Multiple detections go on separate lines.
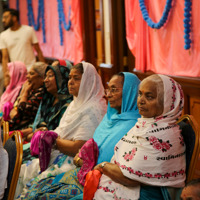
32, 62, 48, 78
111, 72, 125, 86
142, 74, 164, 109
71, 63, 84, 74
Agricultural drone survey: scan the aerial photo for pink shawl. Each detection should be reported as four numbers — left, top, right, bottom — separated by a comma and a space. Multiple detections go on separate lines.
30, 131, 58, 172
0, 61, 27, 111
77, 138, 99, 185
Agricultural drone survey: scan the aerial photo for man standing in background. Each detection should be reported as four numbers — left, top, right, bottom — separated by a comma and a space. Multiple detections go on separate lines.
0, 8, 45, 87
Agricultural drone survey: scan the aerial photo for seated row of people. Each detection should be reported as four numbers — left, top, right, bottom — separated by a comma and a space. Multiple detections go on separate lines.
0, 61, 47, 131
0, 60, 188, 199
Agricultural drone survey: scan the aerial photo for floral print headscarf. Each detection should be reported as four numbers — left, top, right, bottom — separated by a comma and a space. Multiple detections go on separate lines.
94, 75, 186, 200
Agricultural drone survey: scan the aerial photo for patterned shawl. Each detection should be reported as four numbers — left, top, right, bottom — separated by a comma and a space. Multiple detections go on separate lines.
112, 75, 185, 199
33, 65, 73, 130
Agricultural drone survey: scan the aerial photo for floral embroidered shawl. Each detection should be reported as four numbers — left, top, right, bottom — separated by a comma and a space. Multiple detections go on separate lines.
94, 75, 186, 200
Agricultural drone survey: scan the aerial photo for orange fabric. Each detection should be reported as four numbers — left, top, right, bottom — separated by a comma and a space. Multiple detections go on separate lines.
9, 0, 83, 64
83, 170, 102, 200
125, 0, 200, 77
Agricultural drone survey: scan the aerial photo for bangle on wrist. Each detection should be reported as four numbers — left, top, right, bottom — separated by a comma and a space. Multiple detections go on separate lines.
75, 157, 81, 167
100, 162, 108, 173
41, 127, 47, 131
101, 162, 108, 168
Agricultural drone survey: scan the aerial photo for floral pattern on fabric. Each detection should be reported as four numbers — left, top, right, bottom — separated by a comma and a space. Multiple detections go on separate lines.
93, 75, 186, 200
9, 87, 44, 130
115, 160, 185, 179
17, 168, 83, 200
123, 148, 137, 161
146, 136, 172, 152
179, 135, 185, 146
170, 78, 176, 111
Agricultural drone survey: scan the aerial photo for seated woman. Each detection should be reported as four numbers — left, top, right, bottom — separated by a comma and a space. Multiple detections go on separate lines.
17, 72, 141, 199
21, 63, 73, 141
15, 62, 107, 198
0, 61, 27, 112
93, 74, 186, 200
8, 62, 47, 131
0, 128, 8, 199
21, 64, 73, 163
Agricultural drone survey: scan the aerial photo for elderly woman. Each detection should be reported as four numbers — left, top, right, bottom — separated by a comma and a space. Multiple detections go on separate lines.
21, 63, 73, 163
0, 128, 8, 199
21, 62, 73, 141
0, 61, 27, 112
16, 72, 141, 199
93, 74, 186, 200
15, 62, 107, 198
8, 62, 47, 130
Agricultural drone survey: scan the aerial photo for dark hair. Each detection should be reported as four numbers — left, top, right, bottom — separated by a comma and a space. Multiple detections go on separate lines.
71, 63, 84, 74
3, 8, 19, 21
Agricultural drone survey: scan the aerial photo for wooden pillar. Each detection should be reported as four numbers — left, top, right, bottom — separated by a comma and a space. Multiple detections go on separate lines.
80, 0, 97, 66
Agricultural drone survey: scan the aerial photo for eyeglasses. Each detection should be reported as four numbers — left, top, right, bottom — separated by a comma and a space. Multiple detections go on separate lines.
44, 74, 55, 80
105, 88, 122, 95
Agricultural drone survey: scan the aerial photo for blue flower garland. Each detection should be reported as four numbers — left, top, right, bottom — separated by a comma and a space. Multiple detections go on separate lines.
139, 0, 173, 29
183, 0, 192, 50
16, 0, 19, 11
57, 0, 71, 46
27, 0, 46, 43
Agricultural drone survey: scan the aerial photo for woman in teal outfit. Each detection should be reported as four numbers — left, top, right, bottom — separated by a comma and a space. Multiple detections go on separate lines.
18, 72, 141, 199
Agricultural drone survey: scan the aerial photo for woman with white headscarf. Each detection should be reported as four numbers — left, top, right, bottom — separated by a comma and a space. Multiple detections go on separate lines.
16, 62, 107, 198
93, 74, 186, 200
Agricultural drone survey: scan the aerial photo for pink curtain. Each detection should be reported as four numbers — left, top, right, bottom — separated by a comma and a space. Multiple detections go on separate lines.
125, 0, 200, 77
9, 0, 83, 64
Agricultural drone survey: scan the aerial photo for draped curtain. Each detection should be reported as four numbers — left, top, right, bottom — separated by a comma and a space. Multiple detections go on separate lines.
125, 0, 200, 77
9, 0, 83, 64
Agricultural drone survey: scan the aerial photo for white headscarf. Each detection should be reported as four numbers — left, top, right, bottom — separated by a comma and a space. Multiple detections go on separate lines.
94, 75, 186, 200
54, 62, 107, 140
0, 129, 8, 199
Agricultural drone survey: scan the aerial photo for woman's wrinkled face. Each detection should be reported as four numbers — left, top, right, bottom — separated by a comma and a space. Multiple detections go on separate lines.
68, 68, 82, 97
27, 67, 43, 90
105, 76, 123, 113
137, 79, 163, 118
44, 69, 57, 95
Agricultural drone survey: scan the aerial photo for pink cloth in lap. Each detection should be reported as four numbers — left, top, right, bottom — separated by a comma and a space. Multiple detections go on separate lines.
30, 130, 58, 172
3, 102, 13, 121
77, 138, 99, 186
39, 131, 58, 172
30, 131, 43, 156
